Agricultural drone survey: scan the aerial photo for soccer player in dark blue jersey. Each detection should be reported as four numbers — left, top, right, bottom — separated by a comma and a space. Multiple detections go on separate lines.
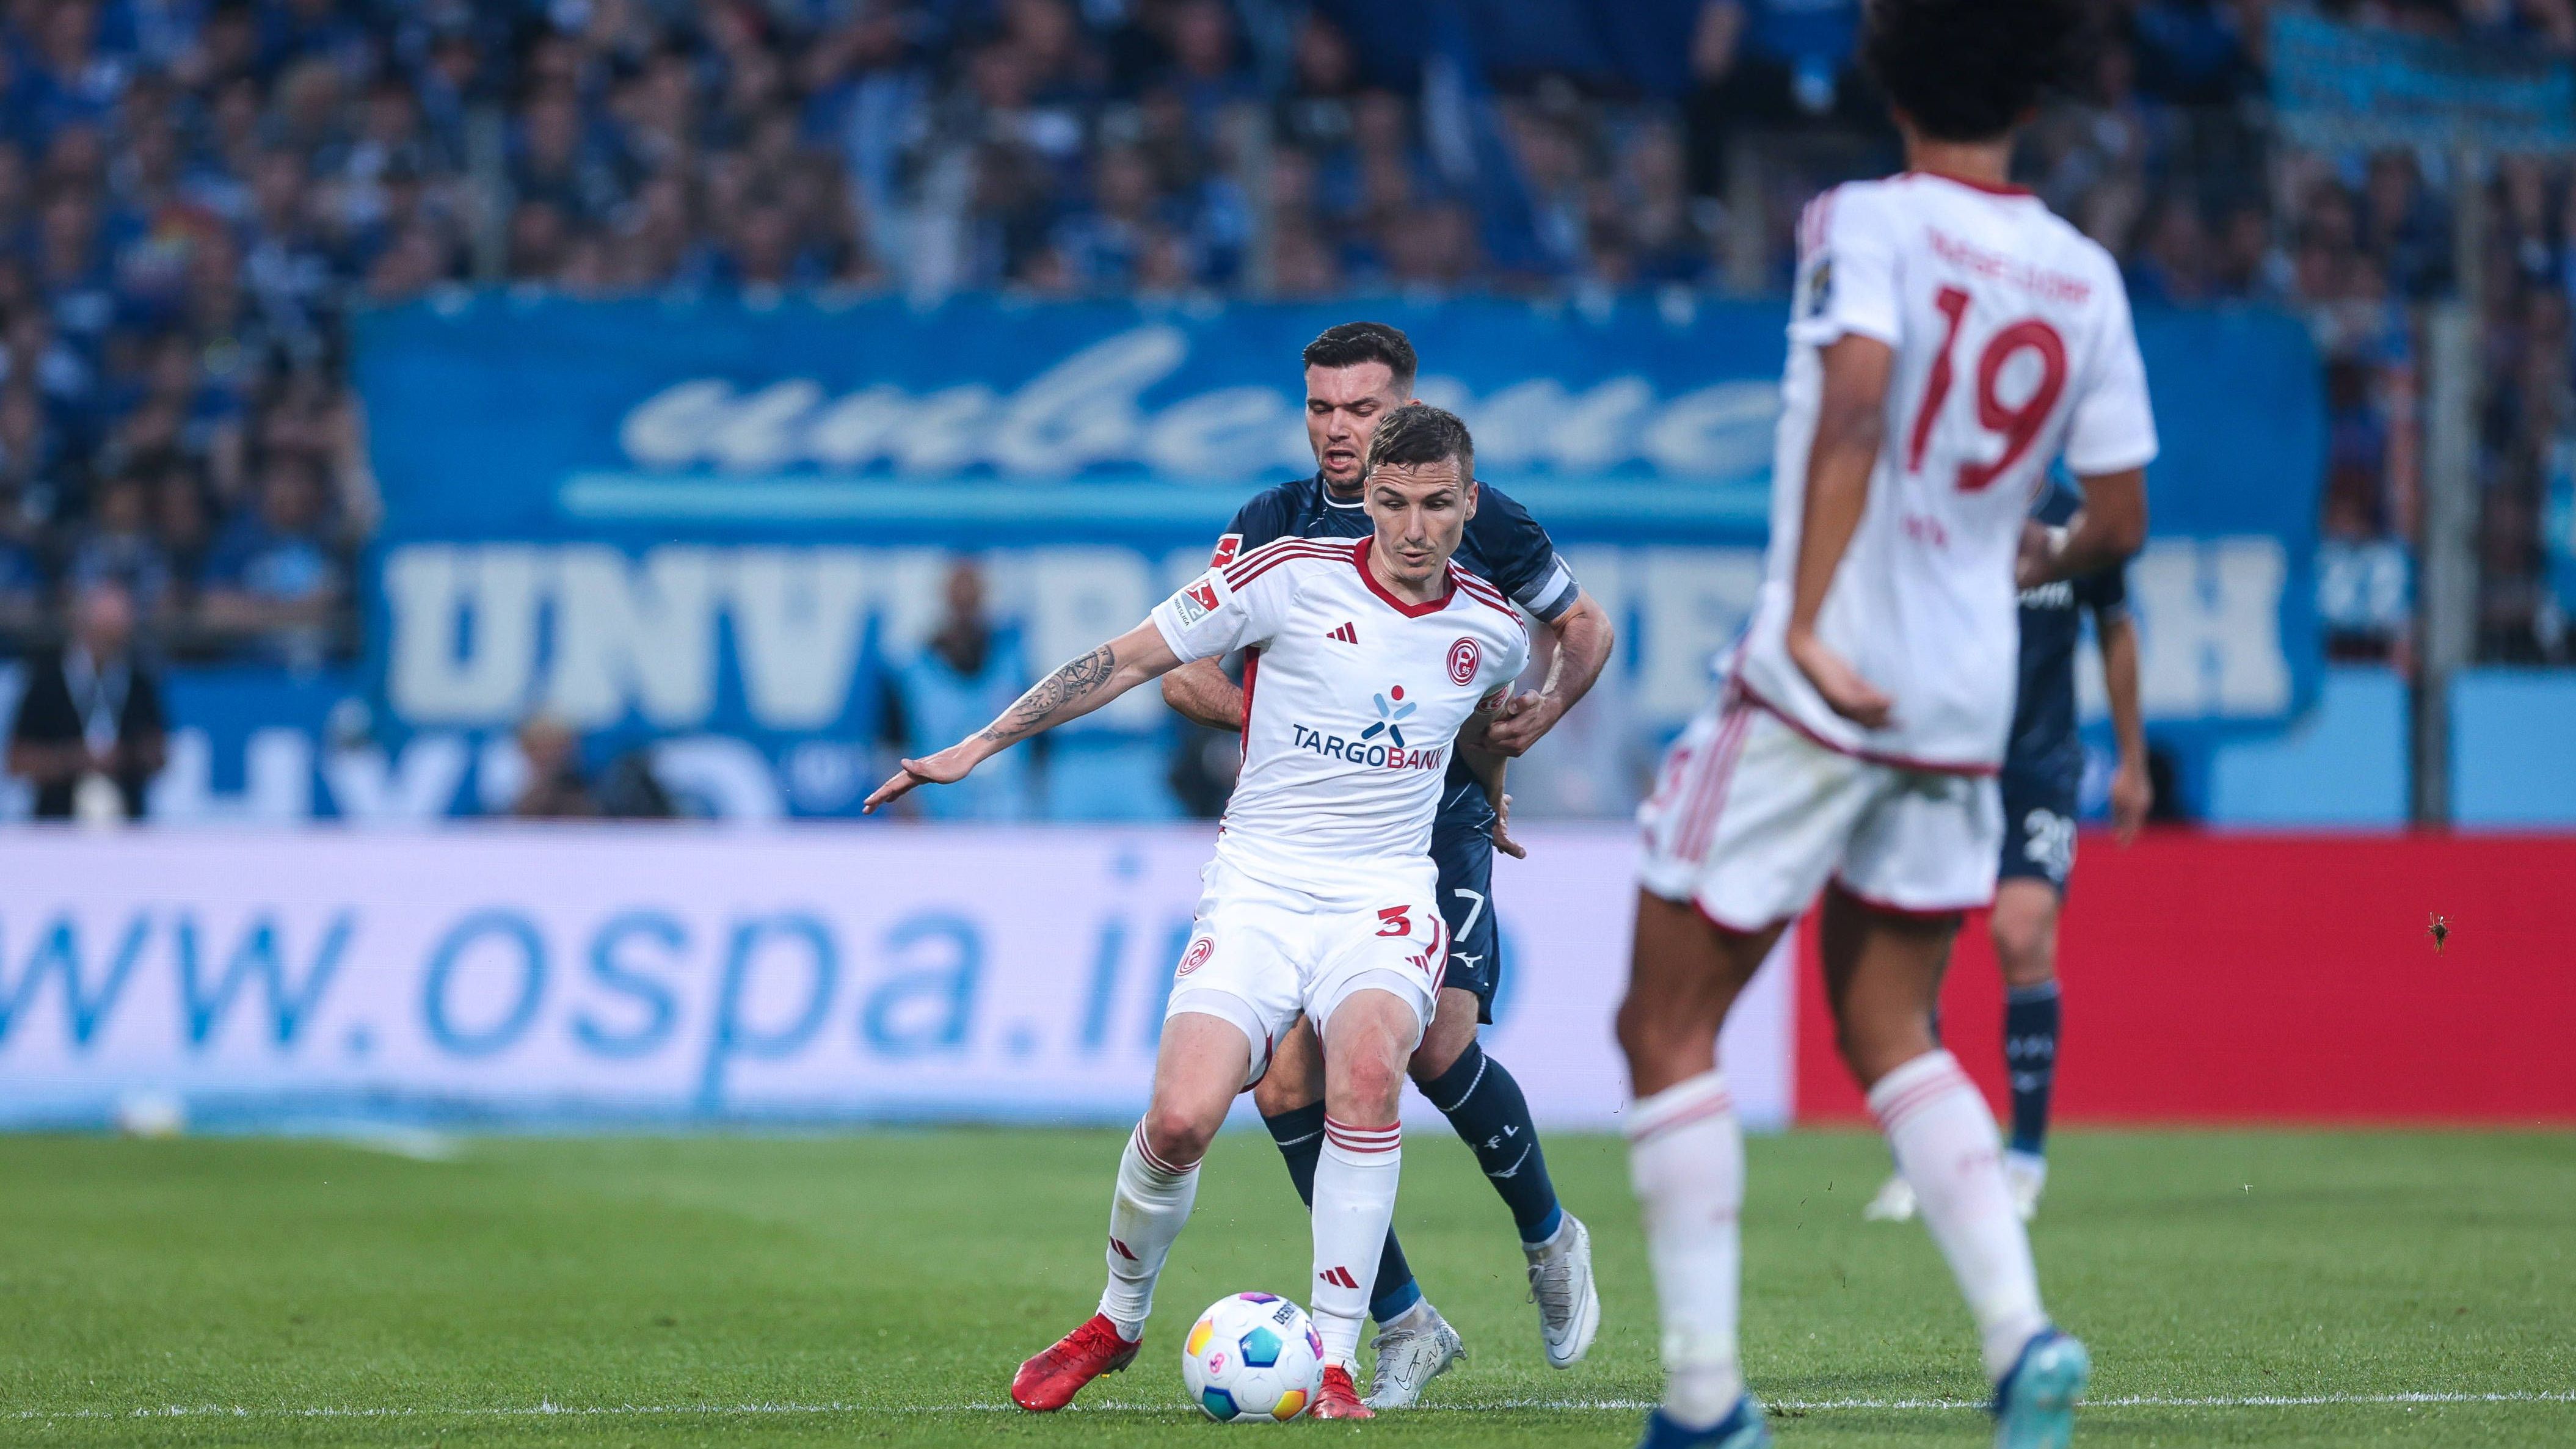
1160, 322, 1616, 1406
1863, 476, 2152, 1227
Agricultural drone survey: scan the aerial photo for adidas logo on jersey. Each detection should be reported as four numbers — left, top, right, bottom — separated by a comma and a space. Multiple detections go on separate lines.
1326, 622, 1358, 644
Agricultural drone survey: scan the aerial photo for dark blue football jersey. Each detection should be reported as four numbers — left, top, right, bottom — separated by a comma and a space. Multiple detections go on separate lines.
2006, 480, 2129, 790
1210, 473, 1582, 832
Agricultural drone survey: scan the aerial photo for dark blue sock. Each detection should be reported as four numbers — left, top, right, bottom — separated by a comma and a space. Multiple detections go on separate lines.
1263, 1103, 1419, 1322
1420, 1041, 1562, 1245
2003, 981, 2061, 1156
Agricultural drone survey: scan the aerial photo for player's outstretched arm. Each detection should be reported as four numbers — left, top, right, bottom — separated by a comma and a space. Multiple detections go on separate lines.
1159, 656, 1243, 732
1785, 333, 1896, 728
1483, 589, 1614, 757
863, 619, 1183, 813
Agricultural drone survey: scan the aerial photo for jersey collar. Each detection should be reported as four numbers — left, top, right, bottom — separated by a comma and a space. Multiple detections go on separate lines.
1351, 536, 1455, 618
1901, 169, 2034, 198
1319, 471, 1367, 509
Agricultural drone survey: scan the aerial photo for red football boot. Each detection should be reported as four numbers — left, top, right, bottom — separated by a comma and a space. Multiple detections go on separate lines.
1309, 1364, 1372, 1420
1010, 1313, 1140, 1412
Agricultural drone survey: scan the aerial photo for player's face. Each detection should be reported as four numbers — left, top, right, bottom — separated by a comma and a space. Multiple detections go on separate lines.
1304, 361, 1408, 489
1363, 456, 1478, 587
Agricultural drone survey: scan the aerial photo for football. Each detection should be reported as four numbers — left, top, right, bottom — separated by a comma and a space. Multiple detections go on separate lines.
1179, 1292, 1326, 1422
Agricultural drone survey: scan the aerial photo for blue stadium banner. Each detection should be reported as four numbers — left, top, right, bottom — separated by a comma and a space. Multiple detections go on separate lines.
2270, 10, 2576, 154
330, 296, 2327, 821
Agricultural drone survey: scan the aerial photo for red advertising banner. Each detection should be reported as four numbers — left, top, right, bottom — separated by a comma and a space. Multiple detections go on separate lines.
1794, 833, 2576, 1124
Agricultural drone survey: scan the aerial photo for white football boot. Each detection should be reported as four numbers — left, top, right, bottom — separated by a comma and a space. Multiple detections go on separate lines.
2003, 1150, 2048, 1222
1861, 1172, 1918, 1222
1526, 1213, 1603, 1368
1365, 1301, 1464, 1409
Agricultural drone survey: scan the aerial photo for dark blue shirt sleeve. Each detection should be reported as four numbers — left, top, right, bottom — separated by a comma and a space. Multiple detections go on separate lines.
1213, 487, 1294, 565
1464, 482, 1581, 622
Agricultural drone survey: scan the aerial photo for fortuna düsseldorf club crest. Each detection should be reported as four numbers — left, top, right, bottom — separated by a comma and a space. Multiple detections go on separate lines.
1447, 637, 1481, 686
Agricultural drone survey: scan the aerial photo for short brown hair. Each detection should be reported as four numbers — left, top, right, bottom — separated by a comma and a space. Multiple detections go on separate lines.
1301, 321, 1417, 391
1364, 402, 1472, 479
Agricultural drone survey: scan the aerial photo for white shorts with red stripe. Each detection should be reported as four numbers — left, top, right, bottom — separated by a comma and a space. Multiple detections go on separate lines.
1637, 690, 2003, 932
1165, 855, 1443, 1087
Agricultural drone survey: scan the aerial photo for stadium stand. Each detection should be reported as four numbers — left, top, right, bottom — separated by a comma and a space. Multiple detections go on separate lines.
0, 0, 2567, 677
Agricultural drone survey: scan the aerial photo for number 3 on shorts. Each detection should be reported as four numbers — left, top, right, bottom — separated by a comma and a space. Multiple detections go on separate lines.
1374, 906, 1411, 937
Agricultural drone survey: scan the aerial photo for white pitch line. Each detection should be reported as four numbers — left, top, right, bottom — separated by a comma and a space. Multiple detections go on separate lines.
11, 1390, 2571, 1421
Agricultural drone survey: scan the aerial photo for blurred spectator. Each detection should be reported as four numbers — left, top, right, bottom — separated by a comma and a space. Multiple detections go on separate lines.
66, 471, 173, 618
1684, 0, 1880, 199
0, 531, 40, 640
2125, 0, 2259, 106
883, 559, 1031, 820
7, 579, 166, 821
199, 452, 346, 666
511, 714, 599, 819
2359, 151, 2450, 301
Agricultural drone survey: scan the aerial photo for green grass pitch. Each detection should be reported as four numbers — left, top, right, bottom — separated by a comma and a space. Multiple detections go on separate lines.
1, 1128, 2567, 1446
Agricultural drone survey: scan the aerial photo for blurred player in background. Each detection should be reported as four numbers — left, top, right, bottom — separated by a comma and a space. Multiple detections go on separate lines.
869, 405, 1531, 1421
1613, 0, 2153, 1443
1865, 474, 2151, 1226
1162, 321, 1617, 1406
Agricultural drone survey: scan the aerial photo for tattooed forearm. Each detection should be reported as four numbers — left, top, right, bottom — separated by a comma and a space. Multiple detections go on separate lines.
978, 644, 1119, 746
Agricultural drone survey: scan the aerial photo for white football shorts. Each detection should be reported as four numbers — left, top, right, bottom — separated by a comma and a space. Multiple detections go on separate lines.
1638, 690, 2003, 931
1165, 855, 1445, 1086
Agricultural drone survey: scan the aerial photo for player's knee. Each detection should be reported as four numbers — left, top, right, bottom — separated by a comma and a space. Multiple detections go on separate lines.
1330, 1047, 1406, 1124
1405, 1000, 1477, 1083
1990, 905, 2059, 986
1833, 1009, 1934, 1088
1249, 1068, 1309, 1119
1406, 1034, 1464, 1084
1141, 1103, 1216, 1168
1614, 990, 1709, 1078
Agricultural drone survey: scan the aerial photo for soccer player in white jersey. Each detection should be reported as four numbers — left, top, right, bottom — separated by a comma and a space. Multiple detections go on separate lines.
863, 405, 1530, 1421
1614, 2, 2153, 1447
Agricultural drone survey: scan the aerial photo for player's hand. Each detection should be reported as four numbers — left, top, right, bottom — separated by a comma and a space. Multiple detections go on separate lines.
2110, 755, 2153, 845
1480, 690, 1559, 757
1491, 792, 1526, 860
860, 744, 979, 814
2014, 519, 2051, 588
1785, 627, 1893, 730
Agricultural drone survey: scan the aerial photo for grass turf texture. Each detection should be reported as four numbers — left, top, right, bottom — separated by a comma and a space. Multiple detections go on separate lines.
1, 1129, 2567, 1447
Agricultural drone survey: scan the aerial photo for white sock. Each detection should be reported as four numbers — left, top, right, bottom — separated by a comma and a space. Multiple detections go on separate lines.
1311, 1118, 1402, 1369
1626, 1072, 1745, 1429
1869, 1050, 2050, 1380
1097, 1122, 1199, 1338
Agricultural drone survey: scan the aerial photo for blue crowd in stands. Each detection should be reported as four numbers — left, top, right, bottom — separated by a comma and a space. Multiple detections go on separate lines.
0, 0, 2567, 687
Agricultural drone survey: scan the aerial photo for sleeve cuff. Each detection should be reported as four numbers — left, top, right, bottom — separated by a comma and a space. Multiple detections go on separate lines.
1788, 313, 1901, 349
1519, 558, 1580, 622
1148, 605, 1198, 664
2065, 440, 2159, 477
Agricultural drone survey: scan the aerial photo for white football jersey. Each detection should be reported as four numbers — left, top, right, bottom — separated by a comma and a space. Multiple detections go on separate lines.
1151, 536, 1531, 888
1734, 172, 2159, 771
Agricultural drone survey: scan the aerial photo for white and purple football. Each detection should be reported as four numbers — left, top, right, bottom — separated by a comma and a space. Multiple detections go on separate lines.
1180, 1292, 1325, 1422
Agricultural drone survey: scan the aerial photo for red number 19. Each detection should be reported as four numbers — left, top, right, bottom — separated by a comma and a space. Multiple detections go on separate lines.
1904, 285, 2068, 493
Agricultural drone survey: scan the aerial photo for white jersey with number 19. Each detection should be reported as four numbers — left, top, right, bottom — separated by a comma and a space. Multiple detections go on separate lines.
1731, 172, 2159, 773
